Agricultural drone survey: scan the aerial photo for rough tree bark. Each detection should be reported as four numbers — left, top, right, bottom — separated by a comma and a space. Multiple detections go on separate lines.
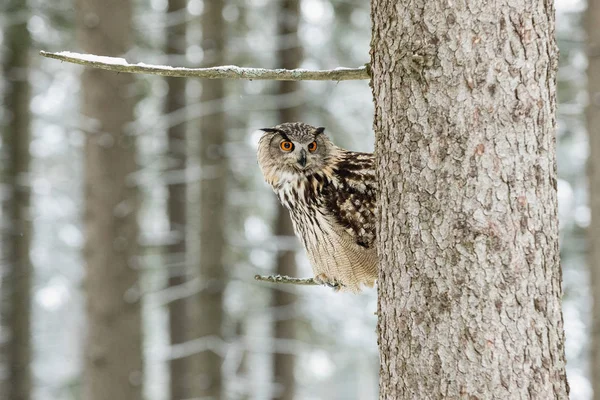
164, 0, 189, 398
76, 0, 143, 399
371, 0, 570, 398
0, 1, 32, 399
189, 0, 227, 397
272, 1, 302, 398
588, 0, 600, 396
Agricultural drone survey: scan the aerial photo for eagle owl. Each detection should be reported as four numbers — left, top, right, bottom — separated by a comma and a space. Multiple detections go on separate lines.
257, 122, 377, 292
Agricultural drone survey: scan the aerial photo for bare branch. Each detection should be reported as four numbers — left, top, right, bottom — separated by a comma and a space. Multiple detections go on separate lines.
39, 51, 370, 81
254, 274, 319, 286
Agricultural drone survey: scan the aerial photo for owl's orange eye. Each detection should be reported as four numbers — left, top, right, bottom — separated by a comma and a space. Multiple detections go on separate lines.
307, 141, 318, 152
280, 140, 294, 152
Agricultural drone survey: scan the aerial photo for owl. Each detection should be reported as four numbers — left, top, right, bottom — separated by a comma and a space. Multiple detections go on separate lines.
257, 122, 377, 292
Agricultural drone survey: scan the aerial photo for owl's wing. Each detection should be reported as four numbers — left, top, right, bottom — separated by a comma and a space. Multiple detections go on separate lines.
322, 151, 377, 249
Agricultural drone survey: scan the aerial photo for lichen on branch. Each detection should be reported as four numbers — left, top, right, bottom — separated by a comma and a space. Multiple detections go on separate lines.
254, 274, 319, 286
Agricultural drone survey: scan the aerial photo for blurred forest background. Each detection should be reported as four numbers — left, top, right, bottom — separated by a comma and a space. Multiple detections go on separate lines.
0, 0, 593, 399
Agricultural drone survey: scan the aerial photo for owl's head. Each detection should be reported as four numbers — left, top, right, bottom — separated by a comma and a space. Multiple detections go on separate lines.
257, 122, 336, 183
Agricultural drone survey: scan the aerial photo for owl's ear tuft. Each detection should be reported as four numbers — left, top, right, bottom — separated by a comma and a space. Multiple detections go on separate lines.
260, 128, 279, 133
315, 127, 326, 135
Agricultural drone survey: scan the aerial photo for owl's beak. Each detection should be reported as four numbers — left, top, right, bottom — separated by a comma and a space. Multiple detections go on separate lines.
297, 149, 307, 168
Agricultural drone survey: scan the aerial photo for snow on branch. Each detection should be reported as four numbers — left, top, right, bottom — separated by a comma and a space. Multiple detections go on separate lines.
40, 51, 370, 81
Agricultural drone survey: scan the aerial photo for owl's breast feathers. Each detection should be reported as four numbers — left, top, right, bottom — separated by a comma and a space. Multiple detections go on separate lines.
271, 150, 378, 292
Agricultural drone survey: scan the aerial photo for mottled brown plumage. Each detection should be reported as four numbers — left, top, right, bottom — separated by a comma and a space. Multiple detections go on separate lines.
257, 122, 377, 292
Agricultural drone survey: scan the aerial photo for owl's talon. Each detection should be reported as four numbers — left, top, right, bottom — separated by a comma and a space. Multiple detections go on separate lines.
314, 273, 343, 291
313, 273, 330, 285
327, 282, 343, 292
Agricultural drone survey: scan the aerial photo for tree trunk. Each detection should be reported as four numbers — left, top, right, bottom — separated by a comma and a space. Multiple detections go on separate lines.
76, 0, 143, 399
370, 1, 570, 398
587, 0, 600, 396
164, 0, 189, 398
0, 1, 32, 399
272, 0, 302, 398
190, 0, 227, 397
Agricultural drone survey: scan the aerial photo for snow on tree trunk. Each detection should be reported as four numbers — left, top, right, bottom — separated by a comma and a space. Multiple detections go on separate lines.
271, 0, 302, 398
587, 0, 600, 397
76, 0, 143, 398
189, 0, 227, 397
370, 0, 570, 398
0, 1, 33, 399
164, 0, 189, 398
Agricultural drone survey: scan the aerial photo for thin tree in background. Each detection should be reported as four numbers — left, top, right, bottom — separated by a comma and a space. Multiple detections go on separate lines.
0, 1, 33, 399
190, 0, 227, 397
371, 0, 570, 397
272, 0, 302, 398
588, 0, 600, 396
164, 0, 189, 398
76, 0, 143, 398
